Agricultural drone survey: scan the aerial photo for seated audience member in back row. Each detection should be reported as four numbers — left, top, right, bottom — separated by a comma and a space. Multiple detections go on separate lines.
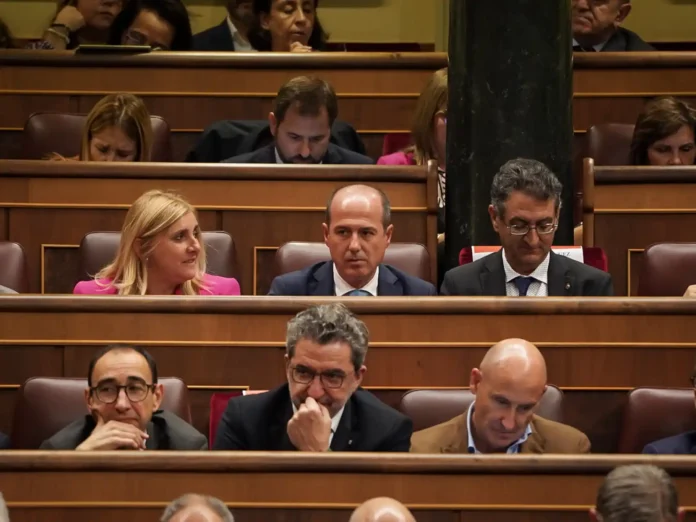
162, 494, 235, 522
193, 1, 254, 52
29, 0, 123, 50
592, 465, 683, 522
410, 338, 590, 454
214, 304, 413, 451
223, 76, 372, 164
269, 184, 437, 296
378, 68, 448, 236
74, 190, 241, 295
51, 93, 153, 162
41, 344, 207, 450
0, 17, 13, 48
441, 158, 613, 296
571, 0, 653, 52
350, 498, 415, 522
631, 97, 696, 167
249, 0, 327, 53
108, 0, 193, 51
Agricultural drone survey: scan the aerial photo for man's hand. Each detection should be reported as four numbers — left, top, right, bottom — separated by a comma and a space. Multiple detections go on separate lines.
290, 41, 313, 53
54, 6, 86, 33
76, 415, 149, 451
684, 285, 696, 297
287, 397, 332, 452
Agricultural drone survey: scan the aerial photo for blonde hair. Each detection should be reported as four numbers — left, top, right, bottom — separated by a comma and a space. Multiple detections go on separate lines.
80, 93, 153, 162
96, 190, 207, 295
406, 68, 448, 165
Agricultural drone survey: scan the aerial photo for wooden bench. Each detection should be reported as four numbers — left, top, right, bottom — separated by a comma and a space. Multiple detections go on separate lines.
0, 296, 694, 452
0, 160, 438, 294
2, 453, 696, 522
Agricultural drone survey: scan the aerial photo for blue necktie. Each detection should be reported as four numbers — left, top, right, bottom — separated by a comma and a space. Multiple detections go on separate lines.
513, 277, 535, 297
344, 289, 372, 296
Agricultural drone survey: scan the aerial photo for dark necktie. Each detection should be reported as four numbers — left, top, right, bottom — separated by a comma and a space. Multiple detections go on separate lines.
513, 276, 535, 297
344, 289, 372, 296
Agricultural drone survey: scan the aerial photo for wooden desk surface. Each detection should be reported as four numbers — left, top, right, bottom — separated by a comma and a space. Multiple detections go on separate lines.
2, 453, 696, 522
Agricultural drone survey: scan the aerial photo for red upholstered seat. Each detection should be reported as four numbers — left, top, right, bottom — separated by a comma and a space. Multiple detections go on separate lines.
208, 389, 267, 449
458, 246, 608, 272
381, 133, 412, 156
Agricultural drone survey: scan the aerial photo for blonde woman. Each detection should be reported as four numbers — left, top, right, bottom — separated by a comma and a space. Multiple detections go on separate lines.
51, 93, 153, 162
74, 190, 241, 295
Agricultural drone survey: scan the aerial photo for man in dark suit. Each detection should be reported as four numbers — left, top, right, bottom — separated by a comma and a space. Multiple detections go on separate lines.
269, 184, 437, 296
223, 76, 373, 165
572, 0, 654, 52
40, 345, 207, 450
193, 1, 254, 51
441, 159, 613, 296
213, 304, 413, 451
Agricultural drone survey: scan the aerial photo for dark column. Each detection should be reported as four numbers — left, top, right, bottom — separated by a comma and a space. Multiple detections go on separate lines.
444, 0, 574, 272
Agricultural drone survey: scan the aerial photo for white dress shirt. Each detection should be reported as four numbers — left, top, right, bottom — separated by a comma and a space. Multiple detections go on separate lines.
291, 401, 345, 446
502, 249, 550, 297
334, 264, 380, 296
226, 16, 255, 52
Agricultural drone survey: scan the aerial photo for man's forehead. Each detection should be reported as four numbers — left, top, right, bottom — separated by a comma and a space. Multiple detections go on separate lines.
293, 339, 353, 366
92, 350, 151, 381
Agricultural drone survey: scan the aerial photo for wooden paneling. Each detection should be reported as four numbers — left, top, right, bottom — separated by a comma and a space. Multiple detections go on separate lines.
0, 297, 695, 451
3, 454, 696, 522
0, 161, 437, 294
583, 163, 696, 295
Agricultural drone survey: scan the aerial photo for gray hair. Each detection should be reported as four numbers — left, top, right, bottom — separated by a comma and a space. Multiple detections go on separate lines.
490, 158, 562, 218
286, 304, 369, 372
161, 494, 234, 522
0, 494, 8, 522
595, 465, 679, 522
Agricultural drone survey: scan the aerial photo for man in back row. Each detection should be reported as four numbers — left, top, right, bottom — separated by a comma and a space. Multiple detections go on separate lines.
440, 158, 613, 297
223, 76, 373, 165
572, 0, 653, 52
269, 184, 437, 296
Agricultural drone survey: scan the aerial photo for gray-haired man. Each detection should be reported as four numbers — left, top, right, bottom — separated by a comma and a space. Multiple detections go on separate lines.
441, 158, 613, 296
213, 303, 412, 451
161, 494, 234, 522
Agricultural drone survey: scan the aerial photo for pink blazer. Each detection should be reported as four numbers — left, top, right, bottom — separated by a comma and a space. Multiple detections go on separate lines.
376, 151, 415, 166
73, 273, 241, 295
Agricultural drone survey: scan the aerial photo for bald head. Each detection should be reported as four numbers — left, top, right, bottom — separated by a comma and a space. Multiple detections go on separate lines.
349, 498, 416, 522
325, 184, 391, 230
161, 495, 234, 522
479, 338, 547, 383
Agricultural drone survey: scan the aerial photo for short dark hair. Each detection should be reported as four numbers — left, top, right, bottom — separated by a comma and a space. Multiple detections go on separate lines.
595, 465, 679, 522
108, 0, 193, 51
249, 0, 328, 51
87, 344, 158, 387
272, 76, 338, 127
325, 184, 391, 229
631, 96, 696, 165
490, 158, 563, 218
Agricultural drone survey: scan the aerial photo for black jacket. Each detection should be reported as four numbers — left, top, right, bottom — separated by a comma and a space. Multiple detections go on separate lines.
601, 27, 655, 52
213, 384, 413, 451
39, 411, 208, 450
440, 250, 613, 296
193, 20, 237, 51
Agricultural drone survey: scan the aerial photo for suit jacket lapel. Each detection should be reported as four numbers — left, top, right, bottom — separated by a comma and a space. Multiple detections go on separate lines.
269, 391, 296, 451
376, 265, 402, 296
330, 397, 356, 451
547, 252, 574, 296
480, 250, 507, 296
441, 414, 470, 453
215, 20, 235, 50
308, 262, 336, 296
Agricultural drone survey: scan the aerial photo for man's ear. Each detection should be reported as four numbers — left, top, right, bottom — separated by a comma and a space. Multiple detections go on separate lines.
152, 383, 164, 411
354, 365, 367, 387
84, 387, 92, 411
615, 2, 631, 25
322, 223, 330, 244
269, 112, 278, 137
470, 368, 482, 394
488, 204, 500, 233
385, 224, 394, 244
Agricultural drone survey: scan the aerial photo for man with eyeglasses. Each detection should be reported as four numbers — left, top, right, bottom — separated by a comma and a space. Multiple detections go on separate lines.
213, 303, 412, 451
440, 158, 613, 297
40, 344, 207, 450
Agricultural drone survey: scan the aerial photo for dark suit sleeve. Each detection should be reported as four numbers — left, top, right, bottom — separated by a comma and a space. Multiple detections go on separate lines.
268, 275, 288, 296
213, 399, 247, 450
586, 272, 613, 296
439, 270, 456, 295
642, 443, 658, 454
378, 416, 413, 452
598, 274, 613, 296
426, 282, 438, 296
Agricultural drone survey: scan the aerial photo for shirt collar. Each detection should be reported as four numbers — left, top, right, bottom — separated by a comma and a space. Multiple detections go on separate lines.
501, 249, 550, 285
333, 263, 380, 296
226, 16, 255, 52
572, 38, 607, 52
466, 402, 532, 454
274, 147, 323, 165
291, 401, 345, 436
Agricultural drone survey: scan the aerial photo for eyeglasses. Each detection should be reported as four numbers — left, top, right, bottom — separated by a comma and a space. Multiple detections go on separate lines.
505, 221, 558, 236
122, 29, 169, 51
90, 381, 154, 404
290, 365, 346, 389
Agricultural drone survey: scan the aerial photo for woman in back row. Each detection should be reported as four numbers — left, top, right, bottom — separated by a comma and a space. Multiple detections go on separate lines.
74, 190, 241, 295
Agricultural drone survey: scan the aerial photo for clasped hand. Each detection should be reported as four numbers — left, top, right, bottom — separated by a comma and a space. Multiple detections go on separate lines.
287, 397, 332, 452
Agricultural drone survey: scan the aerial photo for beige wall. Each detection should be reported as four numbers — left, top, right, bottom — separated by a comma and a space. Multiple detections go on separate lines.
623, 0, 696, 43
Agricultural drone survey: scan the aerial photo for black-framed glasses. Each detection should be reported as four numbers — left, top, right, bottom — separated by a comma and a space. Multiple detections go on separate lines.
90, 381, 155, 404
505, 221, 558, 236
122, 29, 170, 51
290, 365, 346, 389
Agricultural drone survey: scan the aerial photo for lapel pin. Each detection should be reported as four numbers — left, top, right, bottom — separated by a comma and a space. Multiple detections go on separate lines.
565, 282, 571, 290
